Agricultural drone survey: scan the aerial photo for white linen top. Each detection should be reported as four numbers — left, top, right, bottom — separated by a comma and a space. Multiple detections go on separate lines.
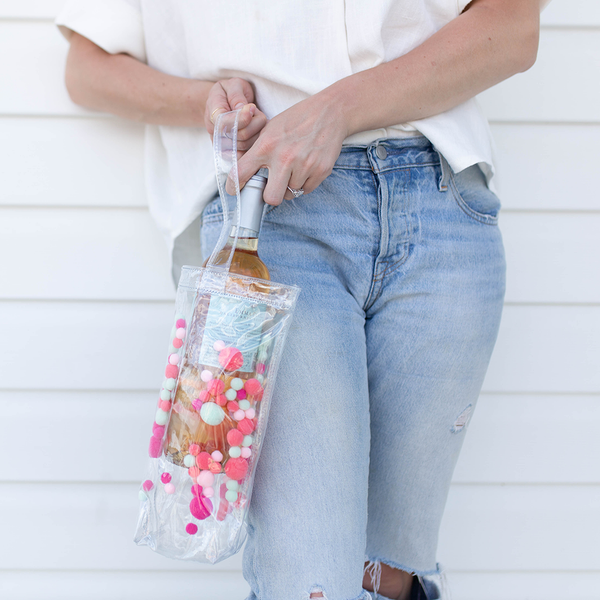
56, 0, 494, 257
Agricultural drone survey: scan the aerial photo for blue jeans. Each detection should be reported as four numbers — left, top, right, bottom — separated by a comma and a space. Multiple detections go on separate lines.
199, 137, 506, 600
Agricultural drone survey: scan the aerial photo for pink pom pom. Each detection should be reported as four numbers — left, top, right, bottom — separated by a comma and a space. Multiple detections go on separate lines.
218, 347, 244, 371
227, 401, 239, 413
198, 390, 210, 403
241, 447, 252, 458
191, 484, 203, 497
175, 327, 186, 339
152, 423, 165, 438
227, 429, 244, 447
159, 400, 171, 412
176, 319, 186, 328
245, 408, 256, 419
165, 364, 179, 379
216, 394, 227, 406
172, 338, 183, 349
164, 483, 175, 494
186, 523, 198, 535
142, 480, 153, 492
244, 378, 263, 395
208, 379, 225, 396
168, 353, 179, 365
190, 496, 212, 520
160, 472, 171, 484
203, 486, 214, 498
211, 450, 223, 462
189, 444, 200, 456
191, 398, 202, 411
149, 436, 162, 458
197, 470, 214, 488
200, 369, 213, 383
234, 410, 245, 421
256, 362, 266, 375
213, 340, 226, 352
238, 418, 255, 435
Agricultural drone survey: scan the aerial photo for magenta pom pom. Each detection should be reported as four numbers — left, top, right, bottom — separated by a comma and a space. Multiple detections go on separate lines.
176, 319, 186, 328
190, 496, 212, 520
160, 472, 172, 484
142, 480, 154, 492
152, 423, 165, 438
236, 389, 247, 400
186, 523, 198, 535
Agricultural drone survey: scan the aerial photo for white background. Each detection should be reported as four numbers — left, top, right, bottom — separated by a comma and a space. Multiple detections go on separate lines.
1, 1, 599, 599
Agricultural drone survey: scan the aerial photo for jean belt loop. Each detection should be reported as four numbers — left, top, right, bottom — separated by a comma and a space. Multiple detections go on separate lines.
437, 151, 451, 192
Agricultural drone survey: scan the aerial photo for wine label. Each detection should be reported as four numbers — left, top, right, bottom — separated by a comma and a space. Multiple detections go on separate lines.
197, 295, 266, 373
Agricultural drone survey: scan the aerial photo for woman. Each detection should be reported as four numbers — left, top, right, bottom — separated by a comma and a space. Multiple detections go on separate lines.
58, 1, 545, 598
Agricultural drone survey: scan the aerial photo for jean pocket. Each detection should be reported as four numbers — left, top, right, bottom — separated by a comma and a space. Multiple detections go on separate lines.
449, 164, 500, 225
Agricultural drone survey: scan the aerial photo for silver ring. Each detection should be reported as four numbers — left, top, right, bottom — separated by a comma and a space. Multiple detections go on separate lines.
287, 186, 305, 198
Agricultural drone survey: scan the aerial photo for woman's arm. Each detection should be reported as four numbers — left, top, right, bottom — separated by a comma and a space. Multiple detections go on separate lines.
234, 0, 545, 204
64, 32, 267, 143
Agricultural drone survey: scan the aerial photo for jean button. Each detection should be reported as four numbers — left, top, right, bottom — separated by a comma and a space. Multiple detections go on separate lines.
376, 145, 388, 160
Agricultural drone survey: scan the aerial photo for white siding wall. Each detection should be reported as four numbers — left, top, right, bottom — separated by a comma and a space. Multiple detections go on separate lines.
1, 2, 598, 598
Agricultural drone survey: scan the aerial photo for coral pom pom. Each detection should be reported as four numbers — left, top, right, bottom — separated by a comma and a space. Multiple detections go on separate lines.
188, 444, 200, 456
227, 401, 239, 413
159, 400, 171, 412
196, 452, 212, 470
238, 418, 255, 435
216, 394, 227, 406
165, 364, 179, 379
188, 466, 201, 478
172, 338, 183, 349
209, 461, 222, 474
227, 429, 244, 447
149, 436, 162, 458
244, 378, 263, 395
225, 457, 249, 481
186, 523, 198, 535
218, 347, 244, 371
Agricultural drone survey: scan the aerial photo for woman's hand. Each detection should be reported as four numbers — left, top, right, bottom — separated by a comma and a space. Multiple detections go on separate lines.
204, 78, 268, 154
230, 91, 349, 205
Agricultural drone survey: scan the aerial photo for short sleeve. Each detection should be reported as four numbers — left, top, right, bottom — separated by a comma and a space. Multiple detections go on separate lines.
55, 0, 146, 63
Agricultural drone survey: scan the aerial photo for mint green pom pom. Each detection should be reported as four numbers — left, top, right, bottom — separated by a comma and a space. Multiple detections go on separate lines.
155, 409, 169, 426
225, 490, 238, 502
231, 378, 244, 391
160, 389, 171, 400
200, 402, 225, 426
139, 491, 148, 501
226, 480, 239, 491
225, 388, 237, 401
183, 454, 196, 468
242, 435, 253, 447
238, 400, 250, 410
229, 446, 241, 458
165, 378, 177, 391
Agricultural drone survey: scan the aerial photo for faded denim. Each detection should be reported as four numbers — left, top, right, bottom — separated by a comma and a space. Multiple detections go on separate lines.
199, 137, 506, 600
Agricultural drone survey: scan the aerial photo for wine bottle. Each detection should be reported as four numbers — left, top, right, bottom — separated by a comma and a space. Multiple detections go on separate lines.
165, 174, 270, 466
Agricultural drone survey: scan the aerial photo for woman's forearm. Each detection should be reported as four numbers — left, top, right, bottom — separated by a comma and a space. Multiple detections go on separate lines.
327, 0, 542, 137
65, 32, 212, 126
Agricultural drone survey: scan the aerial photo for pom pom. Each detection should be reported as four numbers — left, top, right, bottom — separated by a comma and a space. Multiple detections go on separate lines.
216, 394, 227, 407
165, 364, 179, 379
244, 378, 263, 395
149, 436, 162, 458
190, 496, 212, 520
200, 402, 226, 426
196, 452, 212, 470
139, 490, 148, 501
176, 319, 186, 328
197, 470, 215, 488
238, 400, 250, 411
229, 446, 241, 458
213, 340, 226, 352
200, 369, 213, 382
227, 401, 239, 413
225, 490, 238, 502
172, 338, 183, 349
188, 466, 200, 478
159, 400, 171, 412
164, 483, 175, 494
238, 418, 255, 435
227, 429, 244, 447
191, 484, 203, 497
256, 362, 266, 375
241, 447, 252, 458
186, 523, 198, 535
225, 457, 249, 481
142, 480, 153, 492
236, 389, 247, 400
188, 444, 200, 456
211, 450, 223, 462
164, 378, 177, 390
203, 486, 214, 498
168, 353, 180, 365
209, 461, 222, 474
175, 327, 186, 339
208, 379, 225, 396
230, 378, 244, 391
242, 435, 253, 447
183, 454, 196, 468
155, 409, 169, 426
245, 408, 256, 420
152, 423, 165, 438
159, 389, 171, 401
160, 473, 171, 484
233, 410, 245, 421
218, 347, 244, 371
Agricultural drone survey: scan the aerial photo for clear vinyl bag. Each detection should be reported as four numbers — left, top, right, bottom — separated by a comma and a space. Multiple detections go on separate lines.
134, 110, 300, 563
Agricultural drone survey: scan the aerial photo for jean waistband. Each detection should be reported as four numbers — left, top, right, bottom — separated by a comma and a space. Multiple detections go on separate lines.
336, 136, 441, 171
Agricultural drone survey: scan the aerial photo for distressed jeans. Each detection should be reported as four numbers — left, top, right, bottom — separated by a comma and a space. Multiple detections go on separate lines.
197, 137, 506, 600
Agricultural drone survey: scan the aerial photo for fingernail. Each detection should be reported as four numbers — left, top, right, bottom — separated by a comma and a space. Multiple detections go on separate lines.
249, 105, 256, 116
235, 103, 245, 110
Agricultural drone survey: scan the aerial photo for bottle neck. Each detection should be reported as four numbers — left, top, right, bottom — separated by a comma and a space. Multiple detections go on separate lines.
228, 226, 259, 252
